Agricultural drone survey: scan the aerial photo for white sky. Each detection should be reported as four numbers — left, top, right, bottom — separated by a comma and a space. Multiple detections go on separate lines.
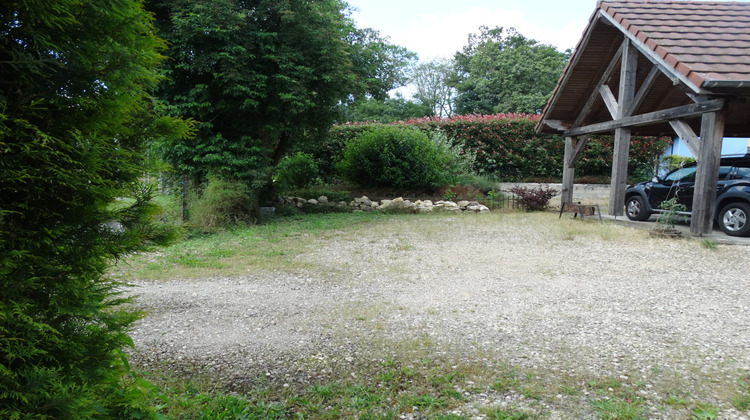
346, 0, 601, 59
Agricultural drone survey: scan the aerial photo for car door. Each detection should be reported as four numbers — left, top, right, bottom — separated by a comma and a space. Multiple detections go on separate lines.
647, 166, 697, 209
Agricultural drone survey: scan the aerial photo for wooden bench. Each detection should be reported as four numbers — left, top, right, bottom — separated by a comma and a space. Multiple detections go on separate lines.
559, 201, 602, 222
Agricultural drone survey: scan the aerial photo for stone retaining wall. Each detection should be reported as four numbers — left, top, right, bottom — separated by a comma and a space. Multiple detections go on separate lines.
279, 195, 490, 213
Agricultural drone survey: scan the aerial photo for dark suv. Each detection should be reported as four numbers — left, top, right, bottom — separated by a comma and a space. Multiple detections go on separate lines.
624, 155, 750, 236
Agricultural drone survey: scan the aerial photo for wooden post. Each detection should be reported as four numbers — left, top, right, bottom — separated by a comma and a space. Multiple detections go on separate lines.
562, 136, 576, 205
608, 40, 637, 216
690, 110, 726, 235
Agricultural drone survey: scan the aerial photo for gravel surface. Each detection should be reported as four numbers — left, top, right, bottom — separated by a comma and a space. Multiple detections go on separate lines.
127, 214, 750, 418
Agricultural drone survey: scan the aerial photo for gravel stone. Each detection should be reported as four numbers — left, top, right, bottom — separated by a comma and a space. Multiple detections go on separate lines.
126, 215, 750, 418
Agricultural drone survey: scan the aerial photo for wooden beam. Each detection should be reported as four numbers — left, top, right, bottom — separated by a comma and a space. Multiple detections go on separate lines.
599, 85, 619, 118
561, 137, 576, 205
572, 41, 625, 128
626, 64, 659, 117
668, 119, 700, 158
564, 98, 725, 137
569, 134, 591, 167
609, 40, 638, 217
690, 111, 726, 235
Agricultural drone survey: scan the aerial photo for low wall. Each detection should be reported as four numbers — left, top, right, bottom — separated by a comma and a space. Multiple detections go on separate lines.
498, 182, 611, 202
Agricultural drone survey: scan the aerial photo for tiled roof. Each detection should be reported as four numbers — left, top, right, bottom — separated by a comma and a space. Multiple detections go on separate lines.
601, 0, 750, 87
537, 0, 750, 136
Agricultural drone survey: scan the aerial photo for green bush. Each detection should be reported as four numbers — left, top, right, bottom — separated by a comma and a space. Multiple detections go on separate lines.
323, 115, 670, 182
274, 152, 320, 193
337, 126, 454, 190
190, 176, 256, 232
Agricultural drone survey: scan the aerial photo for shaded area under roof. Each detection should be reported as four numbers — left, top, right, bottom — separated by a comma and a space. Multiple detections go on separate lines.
538, 0, 750, 137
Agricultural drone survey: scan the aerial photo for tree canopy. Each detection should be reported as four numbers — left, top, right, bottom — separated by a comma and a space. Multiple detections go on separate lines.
149, 0, 415, 197
0, 0, 186, 417
452, 26, 569, 115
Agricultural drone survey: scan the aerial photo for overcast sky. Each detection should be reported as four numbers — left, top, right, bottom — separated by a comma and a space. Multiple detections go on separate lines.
346, 0, 601, 60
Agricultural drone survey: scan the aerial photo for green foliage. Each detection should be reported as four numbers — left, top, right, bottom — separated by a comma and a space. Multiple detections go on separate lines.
655, 198, 688, 232
149, 0, 416, 210
337, 126, 460, 190
338, 93, 432, 124
662, 155, 696, 173
508, 186, 559, 212
324, 115, 670, 182
452, 26, 569, 114
0, 0, 187, 417
190, 176, 257, 233
274, 152, 320, 193
411, 58, 457, 117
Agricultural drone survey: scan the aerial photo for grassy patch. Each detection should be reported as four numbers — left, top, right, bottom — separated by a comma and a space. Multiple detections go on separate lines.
112, 212, 387, 280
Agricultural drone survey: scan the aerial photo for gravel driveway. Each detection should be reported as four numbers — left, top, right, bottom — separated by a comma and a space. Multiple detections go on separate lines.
127, 213, 750, 418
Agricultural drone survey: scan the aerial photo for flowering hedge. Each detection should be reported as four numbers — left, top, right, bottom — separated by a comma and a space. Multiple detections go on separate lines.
318, 114, 670, 181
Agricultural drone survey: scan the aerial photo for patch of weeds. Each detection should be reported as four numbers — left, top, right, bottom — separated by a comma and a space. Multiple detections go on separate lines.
443, 189, 457, 201
480, 407, 533, 419
492, 365, 521, 392
400, 394, 445, 410
733, 383, 750, 411
589, 396, 645, 419
205, 248, 235, 257
691, 403, 719, 419
559, 385, 578, 395
700, 239, 718, 250
520, 383, 545, 400
664, 392, 689, 408
169, 253, 224, 268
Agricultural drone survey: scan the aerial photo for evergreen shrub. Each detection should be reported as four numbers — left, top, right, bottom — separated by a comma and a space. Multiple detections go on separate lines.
337, 126, 454, 190
274, 152, 320, 193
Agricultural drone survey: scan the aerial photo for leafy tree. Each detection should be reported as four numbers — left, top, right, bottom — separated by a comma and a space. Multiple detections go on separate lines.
411, 58, 457, 117
0, 0, 186, 417
149, 0, 415, 205
338, 93, 432, 123
452, 26, 568, 114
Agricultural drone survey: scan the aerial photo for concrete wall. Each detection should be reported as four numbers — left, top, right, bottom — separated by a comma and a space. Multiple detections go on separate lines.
498, 182, 611, 203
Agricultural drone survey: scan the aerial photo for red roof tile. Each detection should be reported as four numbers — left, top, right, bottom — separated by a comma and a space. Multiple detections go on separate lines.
601, 0, 750, 85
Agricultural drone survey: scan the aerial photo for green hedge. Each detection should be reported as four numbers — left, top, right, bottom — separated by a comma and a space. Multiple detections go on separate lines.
317, 114, 670, 182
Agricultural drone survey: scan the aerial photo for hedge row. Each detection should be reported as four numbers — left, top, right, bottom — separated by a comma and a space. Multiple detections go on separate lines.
313, 114, 670, 181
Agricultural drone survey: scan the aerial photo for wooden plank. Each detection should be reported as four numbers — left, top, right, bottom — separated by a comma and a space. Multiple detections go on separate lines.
572, 41, 625, 128
564, 98, 725, 137
599, 85, 619, 118
668, 119, 701, 158
561, 137, 576, 205
609, 41, 637, 217
626, 64, 659, 117
569, 134, 591, 166
690, 111, 726, 235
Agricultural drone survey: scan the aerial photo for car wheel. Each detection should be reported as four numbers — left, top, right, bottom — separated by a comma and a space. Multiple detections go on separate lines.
625, 195, 650, 221
718, 202, 750, 236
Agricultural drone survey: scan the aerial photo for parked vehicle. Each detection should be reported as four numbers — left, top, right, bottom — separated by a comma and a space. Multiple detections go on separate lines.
624, 155, 750, 236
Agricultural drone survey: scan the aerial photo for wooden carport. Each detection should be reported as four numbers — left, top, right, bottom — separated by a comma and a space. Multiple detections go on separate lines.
537, 0, 750, 236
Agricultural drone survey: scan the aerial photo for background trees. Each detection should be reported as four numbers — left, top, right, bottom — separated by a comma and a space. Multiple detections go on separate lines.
0, 0, 186, 417
411, 58, 456, 117
149, 0, 415, 205
452, 26, 569, 115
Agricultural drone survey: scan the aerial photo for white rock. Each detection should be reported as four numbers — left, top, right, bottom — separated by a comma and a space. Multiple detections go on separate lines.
317, 196, 328, 203
307, 199, 318, 205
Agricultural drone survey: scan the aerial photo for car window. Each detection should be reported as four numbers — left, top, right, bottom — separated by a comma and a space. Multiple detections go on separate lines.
736, 167, 750, 179
718, 166, 732, 180
664, 166, 697, 182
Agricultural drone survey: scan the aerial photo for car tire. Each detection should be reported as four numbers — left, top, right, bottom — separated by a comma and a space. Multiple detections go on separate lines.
718, 202, 750, 237
625, 195, 650, 221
